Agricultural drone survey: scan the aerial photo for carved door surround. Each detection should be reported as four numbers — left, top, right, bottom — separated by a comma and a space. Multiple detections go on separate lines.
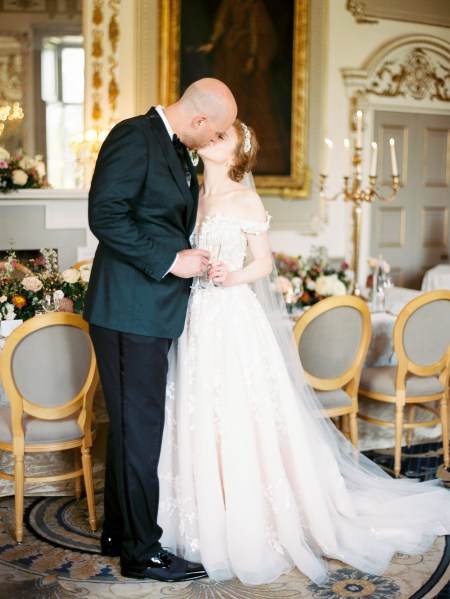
340, 34, 450, 286
341, 34, 450, 114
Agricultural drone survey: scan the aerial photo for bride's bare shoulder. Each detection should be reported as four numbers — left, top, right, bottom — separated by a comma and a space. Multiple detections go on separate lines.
232, 184, 267, 222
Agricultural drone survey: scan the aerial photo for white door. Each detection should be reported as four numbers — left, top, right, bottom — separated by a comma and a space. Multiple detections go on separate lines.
372, 111, 450, 289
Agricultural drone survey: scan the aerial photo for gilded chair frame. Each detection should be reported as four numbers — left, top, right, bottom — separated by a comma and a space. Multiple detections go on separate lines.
293, 295, 372, 447
0, 261, 32, 280
71, 258, 93, 270
0, 313, 99, 542
358, 289, 450, 477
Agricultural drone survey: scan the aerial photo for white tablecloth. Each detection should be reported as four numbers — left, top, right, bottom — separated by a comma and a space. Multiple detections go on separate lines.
421, 264, 450, 291
365, 311, 397, 367
364, 287, 421, 367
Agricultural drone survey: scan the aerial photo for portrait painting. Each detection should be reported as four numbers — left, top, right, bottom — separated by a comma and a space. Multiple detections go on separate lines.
159, 0, 310, 197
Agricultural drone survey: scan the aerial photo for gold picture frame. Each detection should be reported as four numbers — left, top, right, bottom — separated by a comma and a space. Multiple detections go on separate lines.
158, 0, 310, 198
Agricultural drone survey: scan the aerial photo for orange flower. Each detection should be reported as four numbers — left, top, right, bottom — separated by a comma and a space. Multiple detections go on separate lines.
12, 294, 27, 309
300, 291, 311, 304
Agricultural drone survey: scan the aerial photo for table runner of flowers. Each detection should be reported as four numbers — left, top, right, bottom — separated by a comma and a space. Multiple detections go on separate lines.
274, 246, 353, 309
0, 248, 89, 321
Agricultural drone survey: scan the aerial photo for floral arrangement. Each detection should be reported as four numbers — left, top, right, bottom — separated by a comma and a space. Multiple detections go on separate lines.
0, 248, 90, 322
0, 147, 47, 194
274, 246, 353, 308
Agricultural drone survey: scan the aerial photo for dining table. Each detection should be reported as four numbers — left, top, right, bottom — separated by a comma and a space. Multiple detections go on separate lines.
364, 286, 421, 367
421, 264, 450, 291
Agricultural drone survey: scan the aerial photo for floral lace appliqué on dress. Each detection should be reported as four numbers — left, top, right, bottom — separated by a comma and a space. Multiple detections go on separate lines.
158, 213, 450, 585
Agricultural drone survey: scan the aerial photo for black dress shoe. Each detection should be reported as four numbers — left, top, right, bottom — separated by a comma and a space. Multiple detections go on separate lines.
100, 532, 122, 557
120, 549, 207, 582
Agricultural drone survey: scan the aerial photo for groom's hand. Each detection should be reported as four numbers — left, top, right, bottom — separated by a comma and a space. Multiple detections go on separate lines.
170, 249, 210, 278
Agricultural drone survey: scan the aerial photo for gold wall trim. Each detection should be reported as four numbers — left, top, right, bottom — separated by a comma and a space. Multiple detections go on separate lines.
347, 0, 450, 28
376, 206, 406, 248
366, 48, 450, 102
91, 0, 104, 123
158, 0, 310, 199
342, 35, 450, 115
423, 128, 450, 188
108, 0, 120, 116
421, 206, 449, 247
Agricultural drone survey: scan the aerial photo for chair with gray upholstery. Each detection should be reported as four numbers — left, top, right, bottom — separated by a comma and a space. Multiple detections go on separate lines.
0, 312, 99, 542
293, 295, 372, 448
358, 290, 450, 477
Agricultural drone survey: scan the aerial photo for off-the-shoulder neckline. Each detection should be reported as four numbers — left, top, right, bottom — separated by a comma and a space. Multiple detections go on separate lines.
201, 211, 271, 226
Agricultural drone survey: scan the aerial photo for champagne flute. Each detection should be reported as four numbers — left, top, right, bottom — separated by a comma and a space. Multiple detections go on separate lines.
201, 235, 221, 288
190, 233, 207, 290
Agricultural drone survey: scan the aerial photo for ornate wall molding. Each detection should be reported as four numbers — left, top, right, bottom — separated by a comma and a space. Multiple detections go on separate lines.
342, 35, 450, 105
346, 0, 450, 28
107, 0, 120, 117
85, 0, 121, 128
91, 0, 104, 123
346, 1, 378, 25
0, 0, 81, 18
367, 48, 449, 102
135, 0, 155, 115
0, 30, 29, 150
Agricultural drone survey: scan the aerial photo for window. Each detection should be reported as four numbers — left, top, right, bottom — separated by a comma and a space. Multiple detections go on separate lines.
41, 36, 84, 189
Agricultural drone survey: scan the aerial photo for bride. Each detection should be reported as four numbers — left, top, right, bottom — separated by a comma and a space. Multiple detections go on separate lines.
157, 119, 450, 585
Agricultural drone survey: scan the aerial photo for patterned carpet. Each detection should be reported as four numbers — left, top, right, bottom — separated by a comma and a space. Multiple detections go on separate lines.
0, 441, 449, 599
363, 440, 450, 484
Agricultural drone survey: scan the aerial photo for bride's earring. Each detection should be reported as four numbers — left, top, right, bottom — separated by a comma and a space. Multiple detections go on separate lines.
226, 160, 233, 167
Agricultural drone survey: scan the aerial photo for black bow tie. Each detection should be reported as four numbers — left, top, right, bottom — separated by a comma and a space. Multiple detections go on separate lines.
172, 134, 184, 156
172, 134, 191, 185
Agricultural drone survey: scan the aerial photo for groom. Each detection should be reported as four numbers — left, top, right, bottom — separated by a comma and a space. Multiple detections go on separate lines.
84, 78, 237, 582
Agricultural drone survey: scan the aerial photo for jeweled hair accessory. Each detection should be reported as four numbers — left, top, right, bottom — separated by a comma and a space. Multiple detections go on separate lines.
241, 122, 252, 153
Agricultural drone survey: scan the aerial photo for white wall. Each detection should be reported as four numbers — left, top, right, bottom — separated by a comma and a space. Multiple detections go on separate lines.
316, 0, 450, 280
2, 1, 448, 276
272, 1, 449, 275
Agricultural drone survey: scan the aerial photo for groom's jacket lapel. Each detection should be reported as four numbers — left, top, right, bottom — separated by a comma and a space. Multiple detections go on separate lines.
146, 107, 198, 233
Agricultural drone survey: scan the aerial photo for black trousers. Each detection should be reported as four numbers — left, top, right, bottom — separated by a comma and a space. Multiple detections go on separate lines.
89, 324, 172, 561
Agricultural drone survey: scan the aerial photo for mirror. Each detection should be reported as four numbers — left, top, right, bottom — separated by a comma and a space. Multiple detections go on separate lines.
0, 32, 26, 153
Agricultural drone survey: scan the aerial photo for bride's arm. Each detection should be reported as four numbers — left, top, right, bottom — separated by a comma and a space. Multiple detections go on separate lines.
210, 231, 273, 287
209, 189, 272, 287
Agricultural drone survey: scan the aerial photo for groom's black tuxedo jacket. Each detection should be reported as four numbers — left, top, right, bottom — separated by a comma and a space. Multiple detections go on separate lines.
84, 107, 199, 339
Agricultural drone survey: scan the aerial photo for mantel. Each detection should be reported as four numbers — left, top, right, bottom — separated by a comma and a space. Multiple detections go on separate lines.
0, 190, 96, 269
0, 189, 88, 203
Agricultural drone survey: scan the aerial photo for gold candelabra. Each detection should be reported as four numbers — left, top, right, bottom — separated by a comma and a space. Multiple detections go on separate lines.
70, 127, 110, 188
319, 112, 400, 296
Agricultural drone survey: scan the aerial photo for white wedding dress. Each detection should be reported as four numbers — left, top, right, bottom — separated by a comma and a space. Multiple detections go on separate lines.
158, 213, 450, 585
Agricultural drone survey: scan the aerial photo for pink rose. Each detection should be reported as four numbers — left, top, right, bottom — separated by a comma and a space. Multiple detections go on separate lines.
80, 269, 91, 283
22, 276, 43, 292
58, 297, 74, 313
61, 268, 80, 283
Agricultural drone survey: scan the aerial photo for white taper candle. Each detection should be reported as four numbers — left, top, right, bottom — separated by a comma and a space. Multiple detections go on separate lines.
343, 138, 350, 178
356, 110, 362, 147
370, 142, 378, 177
321, 138, 333, 175
389, 138, 398, 176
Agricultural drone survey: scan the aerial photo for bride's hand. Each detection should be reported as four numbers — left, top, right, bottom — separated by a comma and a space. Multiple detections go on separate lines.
208, 262, 228, 286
